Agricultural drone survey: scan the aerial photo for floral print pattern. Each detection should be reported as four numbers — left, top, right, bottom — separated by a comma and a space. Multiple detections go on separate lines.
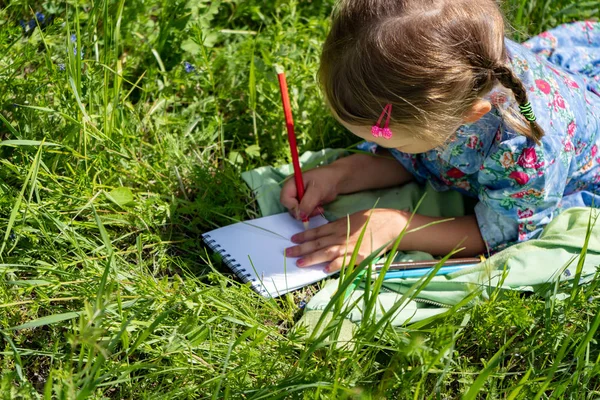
361, 22, 600, 253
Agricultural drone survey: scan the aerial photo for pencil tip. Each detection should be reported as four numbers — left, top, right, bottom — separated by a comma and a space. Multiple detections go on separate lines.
303, 221, 309, 230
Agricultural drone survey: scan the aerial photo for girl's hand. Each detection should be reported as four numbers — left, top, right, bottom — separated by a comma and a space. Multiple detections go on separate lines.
280, 165, 344, 220
285, 209, 407, 272
280, 152, 415, 221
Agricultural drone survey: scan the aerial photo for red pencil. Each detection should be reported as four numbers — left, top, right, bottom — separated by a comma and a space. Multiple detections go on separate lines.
277, 69, 309, 229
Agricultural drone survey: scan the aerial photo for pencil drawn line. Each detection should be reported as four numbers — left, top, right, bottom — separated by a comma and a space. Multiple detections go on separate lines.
240, 221, 288, 240
208, 211, 289, 240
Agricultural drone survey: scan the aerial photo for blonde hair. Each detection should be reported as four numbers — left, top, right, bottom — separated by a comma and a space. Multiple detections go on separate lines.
319, 0, 544, 145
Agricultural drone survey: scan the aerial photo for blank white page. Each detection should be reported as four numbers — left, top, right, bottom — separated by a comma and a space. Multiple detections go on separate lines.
202, 213, 332, 297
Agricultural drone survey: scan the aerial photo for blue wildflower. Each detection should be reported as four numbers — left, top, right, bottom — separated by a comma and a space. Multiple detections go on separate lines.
588, 296, 594, 303
19, 19, 34, 32
58, 63, 65, 71
73, 47, 84, 59
564, 269, 572, 277
298, 300, 307, 309
70, 35, 84, 59
35, 12, 45, 23
184, 61, 195, 73
8, 233, 16, 241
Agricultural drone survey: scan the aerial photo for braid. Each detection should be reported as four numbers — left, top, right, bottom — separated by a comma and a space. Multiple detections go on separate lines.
493, 65, 544, 144
494, 65, 527, 103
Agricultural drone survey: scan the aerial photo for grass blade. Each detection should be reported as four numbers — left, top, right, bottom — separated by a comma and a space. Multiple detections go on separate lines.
463, 329, 524, 400
9, 311, 82, 331
92, 204, 115, 311
0, 142, 44, 258
0, 139, 59, 147
506, 367, 533, 400
0, 330, 25, 381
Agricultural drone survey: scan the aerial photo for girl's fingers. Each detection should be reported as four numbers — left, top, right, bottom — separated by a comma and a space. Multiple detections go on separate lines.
291, 221, 337, 243
280, 195, 299, 214
286, 235, 339, 258
297, 181, 323, 220
325, 257, 347, 273
326, 252, 368, 273
280, 180, 299, 212
295, 245, 343, 267
308, 206, 325, 218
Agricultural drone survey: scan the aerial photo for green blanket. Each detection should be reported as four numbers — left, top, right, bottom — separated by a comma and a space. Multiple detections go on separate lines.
241, 149, 600, 329
242, 149, 466, 262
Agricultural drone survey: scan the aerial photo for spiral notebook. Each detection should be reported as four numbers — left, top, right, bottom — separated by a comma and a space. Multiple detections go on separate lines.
202, 213, 333, 298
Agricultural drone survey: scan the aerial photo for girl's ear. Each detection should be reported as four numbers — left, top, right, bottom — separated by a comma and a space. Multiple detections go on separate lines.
463, 100, 492, 124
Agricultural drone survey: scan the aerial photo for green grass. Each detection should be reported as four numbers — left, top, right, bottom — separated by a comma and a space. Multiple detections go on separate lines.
0, 0, 599, 398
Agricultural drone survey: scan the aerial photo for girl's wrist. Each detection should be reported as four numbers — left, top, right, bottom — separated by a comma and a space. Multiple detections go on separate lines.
385, 209, 410, 248
326, 160, 353, 196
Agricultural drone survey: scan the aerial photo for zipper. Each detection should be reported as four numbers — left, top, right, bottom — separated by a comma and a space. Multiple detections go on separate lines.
379, 284, 452, 308
411, 297, 452, 308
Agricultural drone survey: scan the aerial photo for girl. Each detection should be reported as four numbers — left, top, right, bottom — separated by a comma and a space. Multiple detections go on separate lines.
281, 0, 600, 272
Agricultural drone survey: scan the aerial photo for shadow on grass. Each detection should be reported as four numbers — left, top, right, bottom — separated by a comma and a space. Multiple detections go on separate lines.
163, 163, 257, 279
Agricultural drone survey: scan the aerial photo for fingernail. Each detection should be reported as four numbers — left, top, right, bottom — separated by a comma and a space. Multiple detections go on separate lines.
297, 259, 305, 266
291, 234, 300, 243
298, 211, 308, 220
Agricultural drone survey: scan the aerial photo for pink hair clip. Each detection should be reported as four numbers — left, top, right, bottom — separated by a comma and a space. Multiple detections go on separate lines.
371, 104, 393, 139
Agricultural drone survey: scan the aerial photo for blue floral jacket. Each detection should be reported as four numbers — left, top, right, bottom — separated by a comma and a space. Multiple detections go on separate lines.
363, 22, 600, 252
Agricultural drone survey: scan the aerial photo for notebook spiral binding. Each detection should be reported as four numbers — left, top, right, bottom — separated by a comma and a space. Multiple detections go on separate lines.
202, 234, 267, 295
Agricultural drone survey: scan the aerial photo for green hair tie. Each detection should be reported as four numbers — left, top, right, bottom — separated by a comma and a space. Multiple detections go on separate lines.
519, 102, 536, 122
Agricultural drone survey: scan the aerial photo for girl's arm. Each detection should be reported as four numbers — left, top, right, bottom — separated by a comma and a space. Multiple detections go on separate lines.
286, 209, 486, 271
281, 150, 414, 219
331, 150, 414, 194
399, 213, 486, 256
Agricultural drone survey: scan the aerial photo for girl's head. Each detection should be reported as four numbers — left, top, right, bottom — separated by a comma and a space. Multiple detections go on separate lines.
319, 0, 544, 153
